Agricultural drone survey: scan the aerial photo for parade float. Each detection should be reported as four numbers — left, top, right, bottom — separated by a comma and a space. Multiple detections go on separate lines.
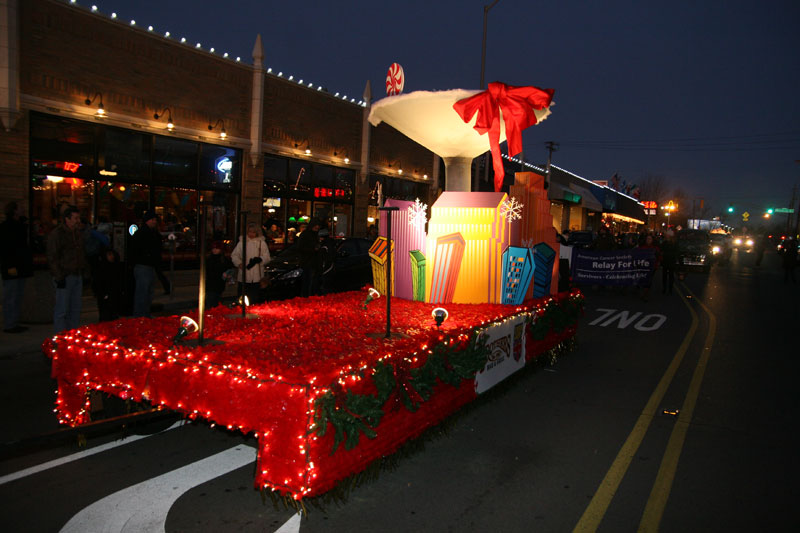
45, 75, 584, 503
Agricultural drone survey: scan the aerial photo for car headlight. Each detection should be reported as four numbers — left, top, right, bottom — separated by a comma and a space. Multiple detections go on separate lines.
712, 245, 721, 254
746, 239, 754, 246
279, 268, 303, 280
734, 238, 742, 245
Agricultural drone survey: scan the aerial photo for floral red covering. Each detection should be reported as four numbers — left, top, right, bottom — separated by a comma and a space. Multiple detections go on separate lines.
45, 289, 580, 499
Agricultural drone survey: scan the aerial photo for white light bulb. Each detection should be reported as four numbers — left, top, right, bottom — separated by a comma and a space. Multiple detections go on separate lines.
165, 31, 170, 37
235, 57, 241, 62
91, 5, 98, 11
181, 37, 186, 43
130, 20, 135, 25
148, 25, 153, 31
111, 12, 117, 18
267, 67, 272, 73
223, 52, 229, 58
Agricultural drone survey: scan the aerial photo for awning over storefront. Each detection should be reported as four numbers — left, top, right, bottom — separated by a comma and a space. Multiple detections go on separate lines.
572, 184, 603, 211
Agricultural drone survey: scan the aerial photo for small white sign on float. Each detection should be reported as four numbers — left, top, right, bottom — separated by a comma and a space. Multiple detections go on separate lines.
474, 313, 529, 394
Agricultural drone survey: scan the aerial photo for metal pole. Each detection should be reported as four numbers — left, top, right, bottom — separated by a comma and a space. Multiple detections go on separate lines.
197, 197, 207, 345
379, 206, 399, 338
240, 211, 248, 318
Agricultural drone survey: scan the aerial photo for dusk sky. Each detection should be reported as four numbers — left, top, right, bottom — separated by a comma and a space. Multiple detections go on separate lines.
91, 0, 799, 217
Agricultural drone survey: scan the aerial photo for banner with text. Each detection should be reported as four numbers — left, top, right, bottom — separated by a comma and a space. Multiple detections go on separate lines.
571, 248, 657, 286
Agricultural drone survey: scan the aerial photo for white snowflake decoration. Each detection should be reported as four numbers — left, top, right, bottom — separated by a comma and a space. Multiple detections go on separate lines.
500, 197, 523, 223
407, 198, 428, 228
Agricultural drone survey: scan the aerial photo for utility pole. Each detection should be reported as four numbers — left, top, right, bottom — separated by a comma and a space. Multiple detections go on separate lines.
544, 141, 558, 190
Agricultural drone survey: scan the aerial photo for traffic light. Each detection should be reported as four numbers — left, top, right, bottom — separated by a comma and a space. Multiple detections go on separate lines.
727, 205, 734, 213
767, 208, 774, 214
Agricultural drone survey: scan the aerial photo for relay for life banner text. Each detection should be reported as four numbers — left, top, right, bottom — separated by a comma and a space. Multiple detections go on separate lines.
571, 248, 657, 286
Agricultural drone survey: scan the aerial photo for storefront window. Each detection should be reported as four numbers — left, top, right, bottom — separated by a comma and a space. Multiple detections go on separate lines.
288, 159, 313, 198
200, 144, 240, 191
313, 201, 333, 231
333, 204, 351, 237
200, 190, 238, 246
286, 198, 311, 242
101, 127, 151, 182
30, 113, 95, 182
95, 181, 149, 260
153, 136, 198, 186
335, 169, 355, 201
30, 177, 94, 249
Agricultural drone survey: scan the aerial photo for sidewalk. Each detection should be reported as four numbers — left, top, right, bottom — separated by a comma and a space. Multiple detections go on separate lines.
0, 270, 211, 357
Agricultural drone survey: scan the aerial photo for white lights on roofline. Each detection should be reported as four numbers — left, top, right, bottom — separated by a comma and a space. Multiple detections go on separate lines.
79, 4, 367, 108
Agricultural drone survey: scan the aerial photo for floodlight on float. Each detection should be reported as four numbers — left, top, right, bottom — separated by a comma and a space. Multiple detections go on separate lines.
173, 315, 199, 345
432, 307, 449, 329
362, 288, 381, 309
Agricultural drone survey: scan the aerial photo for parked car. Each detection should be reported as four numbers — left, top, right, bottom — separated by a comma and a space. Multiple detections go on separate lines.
263, 237, 373, 300
676, 229, 712, 273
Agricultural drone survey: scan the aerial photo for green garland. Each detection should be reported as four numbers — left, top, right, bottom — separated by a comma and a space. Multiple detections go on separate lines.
310, 294, 584, 453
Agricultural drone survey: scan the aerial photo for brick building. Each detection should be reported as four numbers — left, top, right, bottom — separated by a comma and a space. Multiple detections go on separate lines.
0, 0, 437, 260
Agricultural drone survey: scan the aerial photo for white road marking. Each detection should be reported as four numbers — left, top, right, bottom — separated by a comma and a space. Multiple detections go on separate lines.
59, 444, 256, 533
0, 421, 184, 486
275, 513, 302, 533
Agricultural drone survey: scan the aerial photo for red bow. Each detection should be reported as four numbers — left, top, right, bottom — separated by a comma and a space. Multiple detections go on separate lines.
453, 82, 554, 192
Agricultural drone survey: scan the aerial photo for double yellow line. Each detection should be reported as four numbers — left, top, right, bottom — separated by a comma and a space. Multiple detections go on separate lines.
574, 283, 717, 532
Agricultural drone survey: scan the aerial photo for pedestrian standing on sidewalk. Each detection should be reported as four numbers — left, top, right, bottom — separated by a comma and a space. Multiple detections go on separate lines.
232, 223, 270, 305
205, 240, 232, 309
129, 210, 163, 318
92, 247, 123, 321
46, 205, 88, 333
1, 201, 34, 333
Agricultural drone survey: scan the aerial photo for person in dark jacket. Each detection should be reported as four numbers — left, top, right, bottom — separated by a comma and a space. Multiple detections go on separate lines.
46, 205, 88, 333
660, 230, 678, 294
129, 210, 163, 317
1, 201, 34, 333
205, 241, 232, 308
783, 237, 798, 283
592, 226, 616, 250
92, 248, 123, 321
296, 218, 322, 297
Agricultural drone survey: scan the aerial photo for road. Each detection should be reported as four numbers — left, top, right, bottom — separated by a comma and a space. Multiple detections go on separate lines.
0, 249, 797, 532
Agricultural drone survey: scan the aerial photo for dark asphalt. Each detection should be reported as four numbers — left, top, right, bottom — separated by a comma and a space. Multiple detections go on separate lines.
0, 249, 797, 532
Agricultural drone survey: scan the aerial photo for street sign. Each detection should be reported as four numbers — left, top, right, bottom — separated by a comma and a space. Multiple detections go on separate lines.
773, 208, 794, 214
742, 211, 750, 221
